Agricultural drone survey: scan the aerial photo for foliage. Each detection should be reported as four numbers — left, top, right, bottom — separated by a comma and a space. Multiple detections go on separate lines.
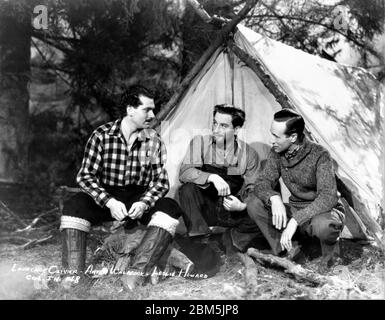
29, 0, 384, 118
245, 0, 384, 67
24, 110, 90, 207
179, 0, 238, 76
31, 0, 183, 118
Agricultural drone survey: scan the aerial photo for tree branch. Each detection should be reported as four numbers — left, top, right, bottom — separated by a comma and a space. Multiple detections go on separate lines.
186, 0, 213, 23
248, 14, 384, 64
31, 39, 71, 87
31, 32, 71, 54
151, 0, 259, 127
0, 200, 27, 228
31, 31, 80, 43
259, 0, 305, 47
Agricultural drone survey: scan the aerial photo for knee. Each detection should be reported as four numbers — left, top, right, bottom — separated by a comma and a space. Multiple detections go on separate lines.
310, 214, 343, 244
246, 196, 268, 220
62, 192, 99, 228
179, 182, 199, 197
62, 192, 91, 217
153, 197, 183, 220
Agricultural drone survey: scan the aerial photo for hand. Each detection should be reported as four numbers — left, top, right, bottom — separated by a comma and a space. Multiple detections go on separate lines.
270, 195, 287, 230
280, 218, 298, 252
128, 201, 148, 220
106, 198, 128, 221
223, 195, 247, 212
207, 174, 231, 196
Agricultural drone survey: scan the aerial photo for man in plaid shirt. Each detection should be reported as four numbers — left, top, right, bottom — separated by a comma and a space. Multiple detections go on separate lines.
60, 85, 182, 290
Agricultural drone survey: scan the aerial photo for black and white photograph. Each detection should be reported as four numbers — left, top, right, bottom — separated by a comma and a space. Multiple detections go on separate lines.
0, 0, 384, 303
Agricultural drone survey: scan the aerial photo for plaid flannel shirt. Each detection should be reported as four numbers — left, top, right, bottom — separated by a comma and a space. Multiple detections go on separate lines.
76, 119, 169, 208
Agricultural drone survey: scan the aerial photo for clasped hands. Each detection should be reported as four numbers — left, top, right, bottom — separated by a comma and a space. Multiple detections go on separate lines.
270, 195, 298, 252
208, 174, 246, 212
106, 198, 148, 221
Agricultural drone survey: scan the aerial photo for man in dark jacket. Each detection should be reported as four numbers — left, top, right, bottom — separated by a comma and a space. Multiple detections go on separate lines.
247, 109, 345, 269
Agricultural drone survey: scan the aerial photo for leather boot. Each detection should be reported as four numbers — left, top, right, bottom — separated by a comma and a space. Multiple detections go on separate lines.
122, 226, 172, 291
61, 228, 87, 287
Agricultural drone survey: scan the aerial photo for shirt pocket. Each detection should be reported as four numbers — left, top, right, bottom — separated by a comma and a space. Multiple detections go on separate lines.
137, 147, 152, 167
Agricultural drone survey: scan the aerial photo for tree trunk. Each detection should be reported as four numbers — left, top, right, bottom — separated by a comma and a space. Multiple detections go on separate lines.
0, 8, 31, 183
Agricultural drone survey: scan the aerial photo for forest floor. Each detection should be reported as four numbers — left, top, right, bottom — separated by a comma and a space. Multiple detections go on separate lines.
1, 185, 384, 300
1, 225, 384, 300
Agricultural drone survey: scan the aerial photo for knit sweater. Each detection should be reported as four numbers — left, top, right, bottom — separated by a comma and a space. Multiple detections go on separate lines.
254, 137, 339, 225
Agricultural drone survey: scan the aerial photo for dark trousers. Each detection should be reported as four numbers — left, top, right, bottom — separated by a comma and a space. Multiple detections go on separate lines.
247, 196, 345, 257
63, 185, 182, 227
179, 182, 260, 235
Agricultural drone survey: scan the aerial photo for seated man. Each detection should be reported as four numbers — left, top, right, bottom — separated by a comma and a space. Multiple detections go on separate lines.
60, 85, 182, 289
247, 109, 345, 269
178, 104, 261, 248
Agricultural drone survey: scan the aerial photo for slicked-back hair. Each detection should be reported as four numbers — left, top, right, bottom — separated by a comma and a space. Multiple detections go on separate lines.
213, 104, 246, 128
273, 109, 305, 142
118, 85, 154, 117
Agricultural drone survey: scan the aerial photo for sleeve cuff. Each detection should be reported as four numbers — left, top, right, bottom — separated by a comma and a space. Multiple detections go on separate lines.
139, 197, 153, 209
264, 191, 281, 207
98, 193, 112, 208
292, 210, 309, 226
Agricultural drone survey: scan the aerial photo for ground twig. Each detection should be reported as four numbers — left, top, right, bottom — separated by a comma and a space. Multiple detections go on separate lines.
0, 200, 27, 228
0, 236, 31, 245
237, 252, 260, 294
247, 248, 376, 299
15, 207, 60, 233
247, 248, 327, 285
22, 235, 54, 250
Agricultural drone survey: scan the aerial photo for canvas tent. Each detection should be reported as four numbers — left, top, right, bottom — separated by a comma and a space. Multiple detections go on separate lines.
156, 23, 384, 243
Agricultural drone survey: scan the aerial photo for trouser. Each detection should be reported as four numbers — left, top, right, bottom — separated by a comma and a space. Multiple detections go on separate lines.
61, 185, 182, 231
179, 182, 260, 234
179, 164, 246, 234
247, 196, 345, 257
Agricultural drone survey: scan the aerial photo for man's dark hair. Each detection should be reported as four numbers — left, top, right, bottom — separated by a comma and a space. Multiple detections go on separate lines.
273, 109, 305, 142
213, 104, 246, 128
118, 85, 154, 117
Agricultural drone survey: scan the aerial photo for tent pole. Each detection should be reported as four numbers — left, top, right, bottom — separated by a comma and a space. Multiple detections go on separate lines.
228, 40, 297, 111
230, 41, 385, 251
151, 0, 258, 128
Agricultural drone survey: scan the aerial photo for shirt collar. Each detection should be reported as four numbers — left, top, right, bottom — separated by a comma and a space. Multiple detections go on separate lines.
281, 137, 312, 166
284, 143, 302, 160
107, 119, 122, 137
107, 118, 151, 141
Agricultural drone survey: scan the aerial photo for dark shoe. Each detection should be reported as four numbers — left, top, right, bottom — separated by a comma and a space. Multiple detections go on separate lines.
121, 226, 172, 291
287, 242, 305, 263
318, 240, 341, 273
230, 228, 259, 253
278, 242, 305, 263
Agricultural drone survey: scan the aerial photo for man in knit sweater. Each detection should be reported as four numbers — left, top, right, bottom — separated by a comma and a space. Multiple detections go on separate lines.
247, 109, 345, 268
